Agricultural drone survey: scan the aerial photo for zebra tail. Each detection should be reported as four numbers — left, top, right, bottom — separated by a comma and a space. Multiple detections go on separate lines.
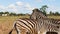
9, 29, 13, 34
9, 23, 16, 34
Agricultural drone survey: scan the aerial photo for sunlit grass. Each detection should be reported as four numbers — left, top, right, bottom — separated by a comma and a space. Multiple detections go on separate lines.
0, 16, 60, 34
48, 16, 60, 19
0, 16, 30, 34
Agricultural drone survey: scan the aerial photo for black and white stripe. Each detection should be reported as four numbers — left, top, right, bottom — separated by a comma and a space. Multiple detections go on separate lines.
9, 18, 38, 34
30, 8, 60, 34
30, 8, 47, 20
43, 18, 60, 32
9, 8, 47, 34
9, 8, 60, 34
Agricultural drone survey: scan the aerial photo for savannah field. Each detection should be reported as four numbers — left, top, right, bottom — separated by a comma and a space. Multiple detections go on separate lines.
0, 16, 29, 34
0, 16, 60, 34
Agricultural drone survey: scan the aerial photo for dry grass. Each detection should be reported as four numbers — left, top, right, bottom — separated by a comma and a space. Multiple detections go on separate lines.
0, 16, 60, 34
48, 16, 60, 19
0, 16, 29, 34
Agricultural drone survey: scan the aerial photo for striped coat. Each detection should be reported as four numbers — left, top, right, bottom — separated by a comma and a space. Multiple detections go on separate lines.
30, 8, 60, 34
9, 18, 39, 34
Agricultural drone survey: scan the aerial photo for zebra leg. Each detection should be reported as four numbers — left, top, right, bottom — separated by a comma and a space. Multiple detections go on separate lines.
15, 25, 20, 34
15, 27, 19, 34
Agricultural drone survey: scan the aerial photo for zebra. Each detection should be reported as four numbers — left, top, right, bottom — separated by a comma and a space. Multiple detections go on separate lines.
9, 8, 60, 34
30, 8, 60, 34
9, 8, 47, 34
9, 18, 38, 34
30, 8, 47, 20
41, 18, 60, 34
30, 8, 48, 34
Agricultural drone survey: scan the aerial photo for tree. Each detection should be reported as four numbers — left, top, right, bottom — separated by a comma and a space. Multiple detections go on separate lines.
9, 13, 16, 16
40, 5, 48, 16
49, 11, 53, 15
0, 12, 4, 14
55, 12, 60, 15
0, 12, 4, 16
4, 12, 9, 14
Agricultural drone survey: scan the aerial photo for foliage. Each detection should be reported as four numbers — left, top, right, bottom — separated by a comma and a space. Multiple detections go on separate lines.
0, 12, 4, 14
40, 5, 48, 16
9, 13, 16, 16
0, 12, 30, 16
55, 12, 60, 15
48, 11, 60, 16
40, 5, 60, 16
0, 5, 60, 16
4, 12, 9, 14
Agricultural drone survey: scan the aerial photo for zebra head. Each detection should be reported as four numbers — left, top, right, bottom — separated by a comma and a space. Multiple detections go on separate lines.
30, 8, 47, 20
